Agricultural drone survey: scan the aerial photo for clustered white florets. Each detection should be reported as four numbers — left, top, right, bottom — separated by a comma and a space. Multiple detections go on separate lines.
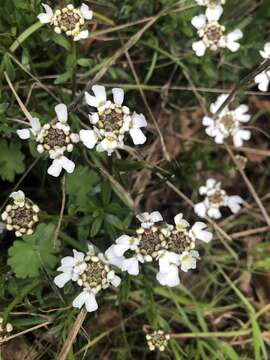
54, 246, 121, 313
203, 94, 251, 147
146, 330, 170, 352
38, 3, 93, 41
191, 5, 243, 56
0, 317, 13, 342
17, 104, 79, 177
105, 212, 212, 287
254, 43, 270, 92
194, 178, 243, 219
80, 86, 147, 155
1, 191, 40, 237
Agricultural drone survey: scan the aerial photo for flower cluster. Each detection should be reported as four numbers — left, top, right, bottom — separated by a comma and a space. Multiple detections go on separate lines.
106, 212, 212, 287
255, 43, 270, 92
38, 3, 93, 41
195, 0, 226, 7
203, 94, 251, 147
80, 86, 147, 155
1, 191, 40, 237
191, 4, 242, 56
54, 246, 121, 313
0, 317, 13, 342
194, 178, 243, 219
146, 330, 170, 352
17, 103, 79, 177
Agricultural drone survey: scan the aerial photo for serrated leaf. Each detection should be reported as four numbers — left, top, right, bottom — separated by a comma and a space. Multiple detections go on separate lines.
8, 224, 60, 279
0, 140, 25, 182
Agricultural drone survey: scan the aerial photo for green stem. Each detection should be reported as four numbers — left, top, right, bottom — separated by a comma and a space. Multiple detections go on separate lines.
3, 279, 43, 320
71, 41, 77, 99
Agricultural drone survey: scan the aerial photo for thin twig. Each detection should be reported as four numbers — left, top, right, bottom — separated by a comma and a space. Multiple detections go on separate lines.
52, 175, 66, 250
58, 307, 87, 360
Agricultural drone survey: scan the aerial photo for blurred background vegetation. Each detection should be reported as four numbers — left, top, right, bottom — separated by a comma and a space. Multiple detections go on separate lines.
1, 0, 270, 359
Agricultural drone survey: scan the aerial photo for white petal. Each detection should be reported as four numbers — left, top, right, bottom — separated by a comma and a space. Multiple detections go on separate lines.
110, 275, 121, 287
122, 257, 139, 275
92, 85, 107, 106
112, 88, 124, 106
105, 245, 125, 268
227, 195, 243, 214
149, 211, 163, 223
74, 30, 89, 41
85, 91, 98, 107
159, 252, 181, 273
202, 116, 214, 127
113, 243, 131, 257
10, 190, 25, 205
233, 129, 251, 147
132, 113, 147, 128
208, 206, 222, 219
38, 4, 53, 23
47, 159, 62, 177
79, 129, 98, 149
192, 40, 207, 57
61, 256, 76, 267
17, 128, 30, 139
156, 266, 180, 287
174, 213, 189, 228
210, 94, 229, 114
73, 250, 85, 261
227, 29, 243, 42
55, 103, 68, 123
89, 113, 99, 124
194, 202, 207, 218
191, 15, 206, 30
260, 43, 270, 59
59, 156, 75, 174
129, 128, 146, 145
206, 178, 217, 189
72, 291, 88, 309
226, 41, 240, 53
206, 5, 223, 22
191, 222, 213, 243
255, 72, 270, 92
54, 272, 71, 288
80, 3, 93, 20
85, 292, 98, 312
214, 132, 225, 144
30, 117, 41, 132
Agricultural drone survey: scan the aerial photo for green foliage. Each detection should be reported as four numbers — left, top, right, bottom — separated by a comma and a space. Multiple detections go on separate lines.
0, 139, 25, 181
8, 224, 60, 278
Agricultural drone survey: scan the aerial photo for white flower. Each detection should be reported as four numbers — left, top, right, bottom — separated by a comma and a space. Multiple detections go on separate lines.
136, 211, 163, 229
10, 190, 25, 207
254, 43, 270, 92
174, 213, 190, 230
17, 103, 79, 178
17, 117, 41, 140
259, 42, 270, 59
37, 3, 54, 24
194, 178, 243, 219
179, 250, 200, 272
191, 8, 243, 56
80, 86, 147, 155
189, 222, 213, 243
156, 252, 181, 287
54, 250, 87, 288
55, 247, 122, 313
72, 289, 98, 312
38, 3, 93, 42
203, 94, 251, 147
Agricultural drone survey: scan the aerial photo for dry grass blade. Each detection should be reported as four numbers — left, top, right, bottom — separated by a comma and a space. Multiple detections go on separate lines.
57, 307, 87, 360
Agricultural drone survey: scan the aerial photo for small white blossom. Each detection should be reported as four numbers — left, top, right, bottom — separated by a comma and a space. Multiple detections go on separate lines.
38, 3, 92, 42
146, 330, 170, 352
194, 178, 243, 219
80, 86, 147, 155
203, 94, 251, 147
17, 103, 79, 177
54, 249, 87, 288
54, 247, 121, 313
255, 43, 270, 92
1, 191, 40, 237
106, 211, 212, 287
191, 7, 243, 56
136, 211, 163, 229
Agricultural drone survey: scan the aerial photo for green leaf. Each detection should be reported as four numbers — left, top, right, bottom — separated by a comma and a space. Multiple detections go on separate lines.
8, 224, 60, 279
0, 140, 25, 182
51, 33, 71, 51
90, 215, 103, 237
66, 165, 99, 208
